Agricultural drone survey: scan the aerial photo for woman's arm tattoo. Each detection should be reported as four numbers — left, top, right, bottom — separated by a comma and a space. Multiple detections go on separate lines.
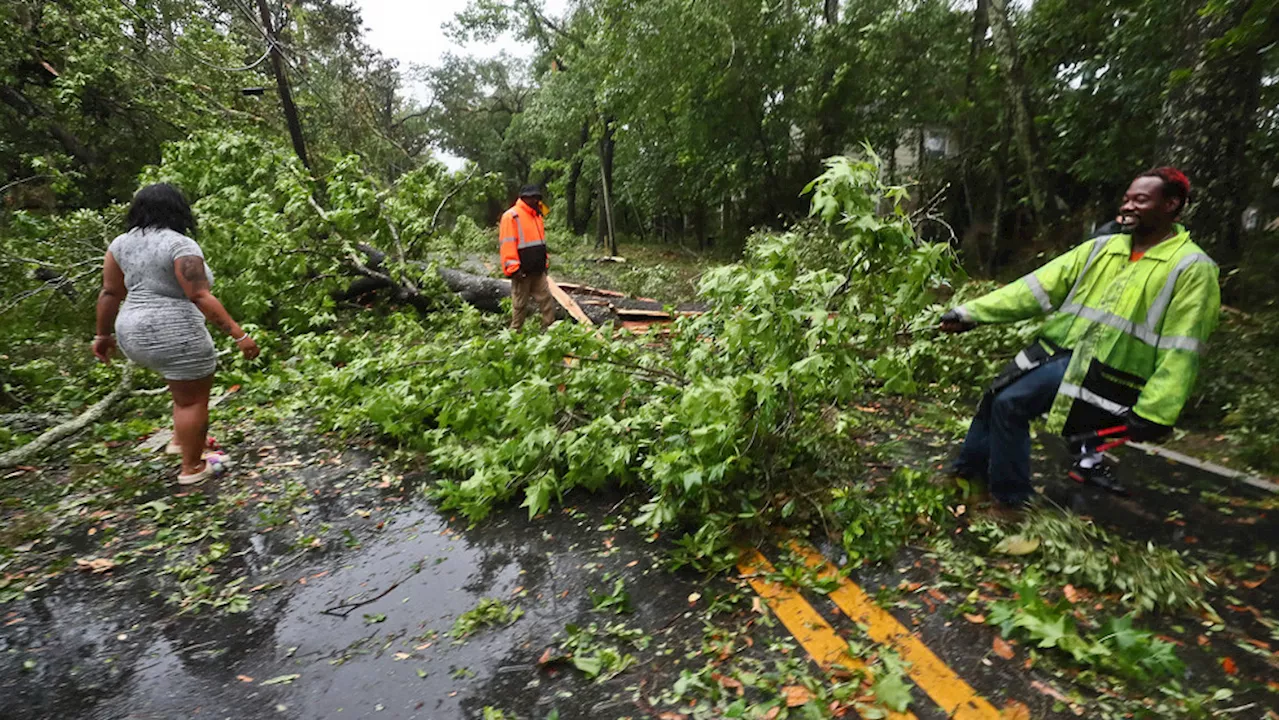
177, 256, 210, 293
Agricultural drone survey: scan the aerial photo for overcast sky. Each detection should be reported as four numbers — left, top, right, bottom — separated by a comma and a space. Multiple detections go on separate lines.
353, 0, 567, 167
354, 0, 567, 100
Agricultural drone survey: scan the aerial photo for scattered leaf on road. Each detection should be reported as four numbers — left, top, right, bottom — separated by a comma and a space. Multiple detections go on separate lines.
1030, 680, 1068, 703
1000, 699, 1031, 720
260, 674, 300, 686
992, 636, 1015, 660
964, 613, 986, 624
713, 672, 744, 695
236, 674, 254, 683
1221, 657, 1238, 675
782, 685, 814, 707
75, 557, 116, 573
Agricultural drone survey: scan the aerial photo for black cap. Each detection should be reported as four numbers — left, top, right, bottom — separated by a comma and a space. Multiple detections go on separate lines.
518, 184, 543, 198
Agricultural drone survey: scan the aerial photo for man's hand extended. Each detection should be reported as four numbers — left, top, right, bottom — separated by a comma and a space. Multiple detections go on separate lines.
938, 309, 976, 334
1122, 410, 1172, 442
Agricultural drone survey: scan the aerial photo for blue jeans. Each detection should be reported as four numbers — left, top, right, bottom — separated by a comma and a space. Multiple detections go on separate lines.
953, 355, 1070, 506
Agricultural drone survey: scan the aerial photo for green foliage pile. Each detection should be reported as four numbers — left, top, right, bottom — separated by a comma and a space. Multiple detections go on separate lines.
831, 467, 952, 565
275, 154, 958, 562
450, 597, 524, 640
988, 571, 1185, 684
1182, 308, 1279, 472
999, 509, 1209, 613
0, 129, 501, 425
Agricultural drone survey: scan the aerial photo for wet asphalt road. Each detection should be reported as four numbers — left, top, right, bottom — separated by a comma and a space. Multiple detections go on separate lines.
3, 486, 748, 720
0, 431, 1275, 720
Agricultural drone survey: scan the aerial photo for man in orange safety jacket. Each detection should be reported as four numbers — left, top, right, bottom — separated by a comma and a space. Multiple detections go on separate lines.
500, 185, 556, 330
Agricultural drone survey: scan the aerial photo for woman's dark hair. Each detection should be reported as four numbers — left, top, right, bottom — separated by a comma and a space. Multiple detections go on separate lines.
126, 183, 197, 237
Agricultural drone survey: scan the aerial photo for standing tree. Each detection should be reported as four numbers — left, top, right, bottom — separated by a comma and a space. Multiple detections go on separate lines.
1160, 0, 1277, 265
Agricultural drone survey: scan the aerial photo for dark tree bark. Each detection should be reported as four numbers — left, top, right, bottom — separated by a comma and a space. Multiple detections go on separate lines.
0, 87, 98, 166
565, 119, 590, 233
255, 0, 311, 171
1160, 0, 1275, 264
957, 0, 990, 231
596, 116, 618, 255
986, 0, 1046, 223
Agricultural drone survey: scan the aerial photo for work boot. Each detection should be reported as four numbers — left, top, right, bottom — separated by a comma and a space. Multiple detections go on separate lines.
1067, 461, 1130, 497
972, 501, 1026, 523
935, 467, 990, 500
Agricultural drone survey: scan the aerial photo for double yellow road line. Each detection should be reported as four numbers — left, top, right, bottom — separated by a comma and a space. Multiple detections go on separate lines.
738, 543, 1000, 719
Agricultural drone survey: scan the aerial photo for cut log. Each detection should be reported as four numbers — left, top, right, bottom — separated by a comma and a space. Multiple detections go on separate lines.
436, 267, 511, 313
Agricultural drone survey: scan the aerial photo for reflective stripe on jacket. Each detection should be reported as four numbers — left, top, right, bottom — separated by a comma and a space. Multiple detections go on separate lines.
499, 200, 547, 277
953, 226, 1219, 432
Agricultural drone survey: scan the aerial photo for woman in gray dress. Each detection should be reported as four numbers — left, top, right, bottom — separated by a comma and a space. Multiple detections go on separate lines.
92, 184, 260, 484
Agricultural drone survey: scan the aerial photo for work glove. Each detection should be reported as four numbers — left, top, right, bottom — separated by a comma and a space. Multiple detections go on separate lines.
938, 309, 976, 334
1122, 410, 1172, 443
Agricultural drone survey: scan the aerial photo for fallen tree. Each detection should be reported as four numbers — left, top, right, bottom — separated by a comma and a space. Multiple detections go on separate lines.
334, 244, 695, 326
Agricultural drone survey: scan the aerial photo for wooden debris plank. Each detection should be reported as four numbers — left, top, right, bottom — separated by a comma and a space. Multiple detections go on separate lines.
546, 275, 595, 326
614, 308, 672, 319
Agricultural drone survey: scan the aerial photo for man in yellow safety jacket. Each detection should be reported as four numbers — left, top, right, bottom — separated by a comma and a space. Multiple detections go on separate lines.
939, 167, 1219, 508
500, 185, 556, 330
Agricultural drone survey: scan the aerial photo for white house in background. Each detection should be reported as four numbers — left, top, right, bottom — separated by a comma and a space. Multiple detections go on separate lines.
892, 127, 957, 179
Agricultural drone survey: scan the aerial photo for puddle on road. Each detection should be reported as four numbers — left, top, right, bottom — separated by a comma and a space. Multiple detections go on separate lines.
4, 488, 727, 720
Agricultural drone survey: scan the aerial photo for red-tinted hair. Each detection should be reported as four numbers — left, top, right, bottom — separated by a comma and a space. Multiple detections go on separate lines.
1139, 167, 1191, 214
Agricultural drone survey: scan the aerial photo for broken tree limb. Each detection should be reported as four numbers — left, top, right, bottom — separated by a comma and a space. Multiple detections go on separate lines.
430, 165, 481, 234
0, 364, 137, 469
333, 242, 701, 326
0, 413, 73, 433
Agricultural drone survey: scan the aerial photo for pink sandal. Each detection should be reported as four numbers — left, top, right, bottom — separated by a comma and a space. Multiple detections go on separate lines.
177, 452, 230, 485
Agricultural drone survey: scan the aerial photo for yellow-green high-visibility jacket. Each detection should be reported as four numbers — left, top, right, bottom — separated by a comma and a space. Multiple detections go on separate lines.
953, 226, 1219, 434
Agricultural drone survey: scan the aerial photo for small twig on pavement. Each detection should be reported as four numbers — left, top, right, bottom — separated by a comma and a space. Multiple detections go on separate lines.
320, 560, 423, 617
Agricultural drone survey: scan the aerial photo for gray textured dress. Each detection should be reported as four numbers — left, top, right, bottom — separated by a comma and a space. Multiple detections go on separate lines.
108, 228, 218, 381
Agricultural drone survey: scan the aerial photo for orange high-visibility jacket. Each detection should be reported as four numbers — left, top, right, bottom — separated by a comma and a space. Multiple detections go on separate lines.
498, 200, 547, 277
